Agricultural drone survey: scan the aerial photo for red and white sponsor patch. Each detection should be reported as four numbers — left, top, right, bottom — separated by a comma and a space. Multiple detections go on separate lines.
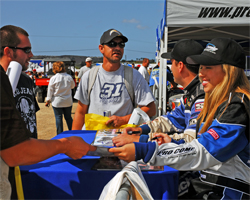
207, 129, 219, 140
195, 102, 203, 112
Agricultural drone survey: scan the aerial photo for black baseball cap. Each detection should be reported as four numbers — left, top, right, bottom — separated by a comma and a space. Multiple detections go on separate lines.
161, 39, 204, 64
100, 29, 128, 44
186, 38, 245, 69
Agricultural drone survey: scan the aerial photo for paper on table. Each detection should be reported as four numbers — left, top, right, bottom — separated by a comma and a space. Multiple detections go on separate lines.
6, 61, 22, 94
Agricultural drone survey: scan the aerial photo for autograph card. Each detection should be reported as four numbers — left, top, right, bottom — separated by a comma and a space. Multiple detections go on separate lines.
92, 129, 120, 148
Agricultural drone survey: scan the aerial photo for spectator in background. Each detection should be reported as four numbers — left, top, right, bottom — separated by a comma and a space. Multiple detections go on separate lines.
38, 72, 42, 78
75, 71, 79, 86
27, 70, 36, 88
73, 28, 156, 130
138, 58, 150, 83
149, 61, 176, 90
32, 74, 36, 86
78, 57, 93, 82
131, 63, 135, 69
45, 61, 75, 135
32, 68, 38, 78
27, 70, 33, 79
135, 64, 140, 70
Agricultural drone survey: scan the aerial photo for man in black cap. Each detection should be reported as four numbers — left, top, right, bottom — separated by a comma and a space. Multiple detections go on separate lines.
73, 29, 156, 130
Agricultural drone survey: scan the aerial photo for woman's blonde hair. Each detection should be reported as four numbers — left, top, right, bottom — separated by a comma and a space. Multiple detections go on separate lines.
53, 61, 66, 74
198, 64, 250, 133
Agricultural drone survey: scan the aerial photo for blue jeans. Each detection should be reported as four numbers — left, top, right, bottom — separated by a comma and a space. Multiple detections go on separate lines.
52, 106, 73, 135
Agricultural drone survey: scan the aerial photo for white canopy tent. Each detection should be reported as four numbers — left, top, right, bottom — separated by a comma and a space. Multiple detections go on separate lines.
156, 0, 250, 116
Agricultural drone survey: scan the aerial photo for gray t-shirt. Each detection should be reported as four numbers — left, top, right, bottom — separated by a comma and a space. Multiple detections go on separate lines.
74, 64, 155, 117
78, 65, 93, 79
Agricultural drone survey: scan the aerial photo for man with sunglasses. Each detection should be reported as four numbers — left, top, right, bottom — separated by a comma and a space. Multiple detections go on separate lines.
1, 25, 40, 199
0, 25, 96, 199
6, 30, 40, 139
73, 29, 156, 130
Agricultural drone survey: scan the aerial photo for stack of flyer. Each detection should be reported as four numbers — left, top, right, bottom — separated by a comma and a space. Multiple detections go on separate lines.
92, 129, 121, 148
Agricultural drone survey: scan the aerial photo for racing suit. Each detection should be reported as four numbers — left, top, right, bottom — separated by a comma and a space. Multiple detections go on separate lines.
139, 75, 205, 197
134, 93, 250, 199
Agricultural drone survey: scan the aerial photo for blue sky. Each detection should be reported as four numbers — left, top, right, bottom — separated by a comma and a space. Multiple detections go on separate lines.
0, 0, 164, 60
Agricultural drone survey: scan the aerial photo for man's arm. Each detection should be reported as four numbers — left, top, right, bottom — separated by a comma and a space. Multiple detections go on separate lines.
139, 101, 156, 117
0, 137, 96, 167
72, 100, 88, 130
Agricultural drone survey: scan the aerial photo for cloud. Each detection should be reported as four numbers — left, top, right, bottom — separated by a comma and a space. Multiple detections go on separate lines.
136, 24, 148, 30
123, 18, 147, 30
123, 18, 139, 24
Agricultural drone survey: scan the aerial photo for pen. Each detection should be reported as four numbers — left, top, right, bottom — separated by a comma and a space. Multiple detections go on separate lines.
151, 136, 160, 140
128, 131, 141, 134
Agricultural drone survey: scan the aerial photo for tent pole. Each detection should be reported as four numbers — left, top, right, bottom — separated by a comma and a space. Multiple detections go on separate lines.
158, 38, 164, 116
162, 26, 168, 115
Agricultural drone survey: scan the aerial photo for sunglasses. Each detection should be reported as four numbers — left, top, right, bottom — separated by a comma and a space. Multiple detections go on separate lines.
103, 41, 125, 48
3, 46, 32, 54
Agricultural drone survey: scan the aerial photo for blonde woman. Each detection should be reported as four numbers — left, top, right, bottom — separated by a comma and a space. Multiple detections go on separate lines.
45, 61, 75, 134
110, 38, 250, 199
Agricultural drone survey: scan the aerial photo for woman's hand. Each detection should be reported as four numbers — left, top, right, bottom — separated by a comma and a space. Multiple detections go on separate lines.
152, 133, 172, 145
109, 143, 135, 163
112, 134, 140, 147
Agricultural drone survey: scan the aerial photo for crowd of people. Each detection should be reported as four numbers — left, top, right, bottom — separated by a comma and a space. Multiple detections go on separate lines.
0, 24, 249, 200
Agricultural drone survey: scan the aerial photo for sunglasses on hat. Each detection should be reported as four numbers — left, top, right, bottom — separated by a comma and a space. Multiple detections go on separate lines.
2, 46, 32, 54
102, 41, 125, 48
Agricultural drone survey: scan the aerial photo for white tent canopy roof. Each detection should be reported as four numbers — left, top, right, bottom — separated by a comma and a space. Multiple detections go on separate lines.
165, 0, 249, 52
167, 0, 249, 27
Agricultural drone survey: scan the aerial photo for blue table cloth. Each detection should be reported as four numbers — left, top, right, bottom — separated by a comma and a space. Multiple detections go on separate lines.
20, 130, 179, 200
